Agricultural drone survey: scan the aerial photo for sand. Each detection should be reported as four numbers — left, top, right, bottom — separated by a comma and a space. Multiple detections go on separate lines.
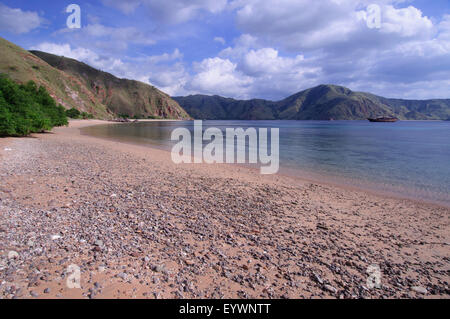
0, 120, 448, 299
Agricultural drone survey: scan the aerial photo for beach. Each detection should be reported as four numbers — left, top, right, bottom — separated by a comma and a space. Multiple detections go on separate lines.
0, 120, 448, 299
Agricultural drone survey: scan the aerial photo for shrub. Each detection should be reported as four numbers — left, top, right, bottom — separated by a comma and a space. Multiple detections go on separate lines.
0, 74, 68, 137
65, 107, 81, 118
81, 111, 94, 119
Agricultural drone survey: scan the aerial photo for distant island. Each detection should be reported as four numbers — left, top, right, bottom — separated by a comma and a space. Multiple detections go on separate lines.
173, 87, 450, 121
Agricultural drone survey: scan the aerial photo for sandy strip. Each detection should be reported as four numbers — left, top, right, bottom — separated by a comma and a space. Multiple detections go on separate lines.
0, 120, 448, 299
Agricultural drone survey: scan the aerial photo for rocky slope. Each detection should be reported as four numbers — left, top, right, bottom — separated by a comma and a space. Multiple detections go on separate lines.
0, 37, 111, 119
174, 85, 450, 120
0, 36, 189, 120
31, 50, 190, 120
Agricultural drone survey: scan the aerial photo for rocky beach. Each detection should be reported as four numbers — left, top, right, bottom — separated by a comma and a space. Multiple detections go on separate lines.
0, 120, 448, 299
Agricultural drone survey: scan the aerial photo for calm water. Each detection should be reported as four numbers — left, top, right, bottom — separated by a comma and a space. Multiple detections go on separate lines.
81, 120, 450, 205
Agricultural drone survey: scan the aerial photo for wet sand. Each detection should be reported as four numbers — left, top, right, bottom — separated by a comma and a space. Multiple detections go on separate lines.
0, 120, 448, 299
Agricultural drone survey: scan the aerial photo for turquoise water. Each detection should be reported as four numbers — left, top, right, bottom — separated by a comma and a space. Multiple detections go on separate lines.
81, 120, 450, 205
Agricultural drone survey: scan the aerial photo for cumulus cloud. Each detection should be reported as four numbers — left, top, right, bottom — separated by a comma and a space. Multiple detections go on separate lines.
31, 42, 126, 73
378, 5, 433, 37
185, 44, 322, 99
187, 0, 447, 99
24, 1, 450, 99
0, 4, 43, 34
102, 0, 228, 24
189, 58, 253, 98
233, 0, 434, 51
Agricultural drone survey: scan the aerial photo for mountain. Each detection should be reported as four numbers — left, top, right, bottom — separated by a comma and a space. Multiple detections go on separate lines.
174, 85, 450, 120
3, 36, 448, 121
30, 50, 190, 120
172, 95, 277, 120
0, 36, 189, 119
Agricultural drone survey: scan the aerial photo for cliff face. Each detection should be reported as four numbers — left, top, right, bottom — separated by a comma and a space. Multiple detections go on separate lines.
175, 85, 450, 120
30, 50, 190, 119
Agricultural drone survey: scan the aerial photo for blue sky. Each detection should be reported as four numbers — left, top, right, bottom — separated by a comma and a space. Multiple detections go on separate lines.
0, 0, 449, 100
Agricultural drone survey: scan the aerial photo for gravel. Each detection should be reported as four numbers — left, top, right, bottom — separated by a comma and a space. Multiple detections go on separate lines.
0, 127, 448, 299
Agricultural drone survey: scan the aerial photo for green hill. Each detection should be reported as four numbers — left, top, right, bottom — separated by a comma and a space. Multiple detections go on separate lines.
30, 50, 190, 120
172, 94, 277, 120
0, 36, 190, 120
174, 85, 450, 120
0, 37, 111, 118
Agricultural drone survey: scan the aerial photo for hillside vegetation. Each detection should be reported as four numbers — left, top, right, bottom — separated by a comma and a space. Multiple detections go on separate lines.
0, 75, 67, 136
174, 85, 450, 120
0, 36, 190, 120
30, 50, 190, 120
0, 37, 111, 119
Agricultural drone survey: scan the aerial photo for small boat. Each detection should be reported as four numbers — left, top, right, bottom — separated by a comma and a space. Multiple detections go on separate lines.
368, 117, 398, 123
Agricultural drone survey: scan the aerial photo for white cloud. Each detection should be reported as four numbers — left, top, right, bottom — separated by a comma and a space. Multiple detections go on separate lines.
219, 34, 259, 60
189, 58, 253, 98
437, 14, 450, 41
379, 5, 433, 37
54, 23, 156, 52
26, 1, 450, 100
0, 4, 43, 34
31, 42, 124, 72
185, 44, 321, 99
101, 0, 141, 14
31, 42, 190, 96
83, 24, 155, 45
241, 48, 314, 78
233, 0, 434, 51
102, 0, 228, 24
214, 37, 226, 45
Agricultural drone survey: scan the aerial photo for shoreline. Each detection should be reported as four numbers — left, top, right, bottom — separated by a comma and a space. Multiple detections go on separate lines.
79, 120, 449, 209
0, 120, 449, 299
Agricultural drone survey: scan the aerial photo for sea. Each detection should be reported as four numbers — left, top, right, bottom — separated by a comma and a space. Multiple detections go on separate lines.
81, 120, 450, 206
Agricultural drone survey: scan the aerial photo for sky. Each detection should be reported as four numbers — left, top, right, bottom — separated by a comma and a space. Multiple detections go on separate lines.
0, 0, 449, 100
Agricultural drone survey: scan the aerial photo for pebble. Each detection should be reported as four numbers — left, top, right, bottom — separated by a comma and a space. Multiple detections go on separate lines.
117, 272, 128, 280
411, 286, 428, 294
312, 273, 324, 285
324, 284, 337, 294
98, 266, 106, 272
94, 240, 103, 246
51, 234, 62, 240
8, 251, 19, 260
0, 129, 448, 300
